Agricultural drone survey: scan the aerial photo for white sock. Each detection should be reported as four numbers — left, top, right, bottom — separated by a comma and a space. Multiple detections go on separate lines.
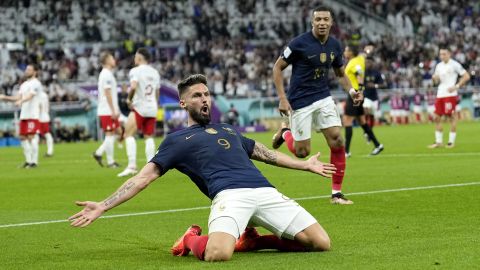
145, 137, 155, 162
435, 131, 443, 144
332, 189, 341, 195
45, 133, 54, 155
125, 136, 137, 169
21, 140, 32, 164
31, 135, 39, 164
448, 132, 456, 144
105, 135, 115, 165
95, 140, 106, 156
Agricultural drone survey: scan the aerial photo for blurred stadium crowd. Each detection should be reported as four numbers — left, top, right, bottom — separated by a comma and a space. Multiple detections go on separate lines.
0, 0, 479, 100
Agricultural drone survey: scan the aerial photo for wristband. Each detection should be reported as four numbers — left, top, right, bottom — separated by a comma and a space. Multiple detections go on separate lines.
358, 83, 365, 91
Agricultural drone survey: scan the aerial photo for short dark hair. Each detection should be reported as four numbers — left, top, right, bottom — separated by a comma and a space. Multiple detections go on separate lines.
312, 6, 334, 20
100, 51, 112, 65
347, 44, 360, 56
438, 45, 450, 52
136, 47, 151, 62
29, 63, 40, 71
177, 74, 208, 98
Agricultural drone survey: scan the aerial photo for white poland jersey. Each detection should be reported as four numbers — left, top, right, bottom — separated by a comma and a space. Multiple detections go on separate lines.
433, 59, 466, 98
38, 91, 50, 122
97, 68, 119, 116
129, 64, 160, 117
19, 78, 42, 120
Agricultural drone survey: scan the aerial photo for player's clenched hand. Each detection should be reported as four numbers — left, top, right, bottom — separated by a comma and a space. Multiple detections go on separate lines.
68, 201, 105, 228
351, 91, 364, 106
305, 152, 336, 178
278, 98, 292, 117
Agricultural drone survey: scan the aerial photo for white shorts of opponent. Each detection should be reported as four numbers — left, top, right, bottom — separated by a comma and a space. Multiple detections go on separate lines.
208, 187, 317, 240
288, 96, 341, 141
413, 105, 423, 114
427, 105, 435, 115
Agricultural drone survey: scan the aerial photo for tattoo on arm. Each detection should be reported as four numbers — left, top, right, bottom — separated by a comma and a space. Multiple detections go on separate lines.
104, 181, 136, 207
252, 142, 277, 165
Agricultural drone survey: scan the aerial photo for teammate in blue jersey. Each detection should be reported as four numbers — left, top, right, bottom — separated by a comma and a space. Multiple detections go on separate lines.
272, 6, 362, 204
363, 56, 386, 129
69, 74, 337, 262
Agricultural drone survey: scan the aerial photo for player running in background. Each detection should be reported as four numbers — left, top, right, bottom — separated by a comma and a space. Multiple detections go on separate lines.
38, 89, 54, 157
425, 89, 436, 122
343, 45, 383, 157
429, 47, 470, 148
412, 90, 424, 123
363, 56, 386, 128
389, 92, 403, 124
272, 6, 362, 204
401, 94, 411, 124
118, 48, 160, 177
0, 64, 42, 168
92, 52, 121, 168
69, 74, 336, 262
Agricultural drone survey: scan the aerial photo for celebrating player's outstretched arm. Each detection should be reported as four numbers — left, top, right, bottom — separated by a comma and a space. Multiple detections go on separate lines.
69, 163, 161, 227
251, 141, 336, 178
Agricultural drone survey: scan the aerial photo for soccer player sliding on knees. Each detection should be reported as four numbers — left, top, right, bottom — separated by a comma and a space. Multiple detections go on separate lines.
69, 74, 336, 262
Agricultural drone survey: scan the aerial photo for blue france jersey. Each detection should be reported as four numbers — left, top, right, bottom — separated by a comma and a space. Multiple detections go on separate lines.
364, 69, 384, 101
281, 32, 343, 110
150, 123, 273, 199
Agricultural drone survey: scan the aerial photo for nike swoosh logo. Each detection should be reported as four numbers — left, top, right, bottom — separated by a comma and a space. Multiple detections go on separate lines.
185, 134, 196, 140
308, 55, 316, 59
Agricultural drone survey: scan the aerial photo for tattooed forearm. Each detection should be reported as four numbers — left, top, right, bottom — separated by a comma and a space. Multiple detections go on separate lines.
104, 181, 136, 207
252, 142, 277, 165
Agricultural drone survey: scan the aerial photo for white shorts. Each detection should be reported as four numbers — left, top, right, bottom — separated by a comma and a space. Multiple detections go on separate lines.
208, 187, 317, 240
390, 109, 400, 117
289, 96, 341, 141
362, 98, 378, 111
413, 105, 423, 114
427, 105, 435, 115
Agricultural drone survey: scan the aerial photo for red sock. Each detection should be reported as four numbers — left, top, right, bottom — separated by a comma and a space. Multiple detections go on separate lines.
283, 130, 295, 155
330, 147, 346, 191
184, 235, 209, 260
367, 115, 374, 127
415, 113, 421, 122
404, 116, 409, 124
248, 235, 308, 252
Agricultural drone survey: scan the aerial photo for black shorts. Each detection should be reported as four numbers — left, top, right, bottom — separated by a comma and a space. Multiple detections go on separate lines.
344, 96, 364, 116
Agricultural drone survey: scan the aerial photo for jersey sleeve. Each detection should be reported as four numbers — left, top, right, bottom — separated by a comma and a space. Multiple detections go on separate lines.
331, 42, 344, 68
453, 61, 466, 76
103, 73, 114, 90
149, 135, 178, 174
375, 72, 385, 84
129, 68, 139, 83
280, 39, 299, 64
240, 134, 256, 157
30, 81, 40, 96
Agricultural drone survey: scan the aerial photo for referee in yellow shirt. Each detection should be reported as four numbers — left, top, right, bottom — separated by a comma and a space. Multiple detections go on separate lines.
343, 45, 384, 157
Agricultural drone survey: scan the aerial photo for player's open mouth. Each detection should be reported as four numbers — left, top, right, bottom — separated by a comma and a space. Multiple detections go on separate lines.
201, 105, 209, 116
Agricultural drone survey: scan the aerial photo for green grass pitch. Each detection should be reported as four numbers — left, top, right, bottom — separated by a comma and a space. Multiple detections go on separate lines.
0, 122, 479, 269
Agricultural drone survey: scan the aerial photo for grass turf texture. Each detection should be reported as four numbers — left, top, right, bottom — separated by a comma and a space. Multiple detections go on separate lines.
0, 122, 479, 269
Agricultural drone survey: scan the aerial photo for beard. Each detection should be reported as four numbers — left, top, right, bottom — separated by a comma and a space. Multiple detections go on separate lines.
187, 106, 211, 126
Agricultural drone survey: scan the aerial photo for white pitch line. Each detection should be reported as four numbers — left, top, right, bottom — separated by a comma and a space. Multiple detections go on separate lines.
1, 181, 479, 229
364, 152, 480, 158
